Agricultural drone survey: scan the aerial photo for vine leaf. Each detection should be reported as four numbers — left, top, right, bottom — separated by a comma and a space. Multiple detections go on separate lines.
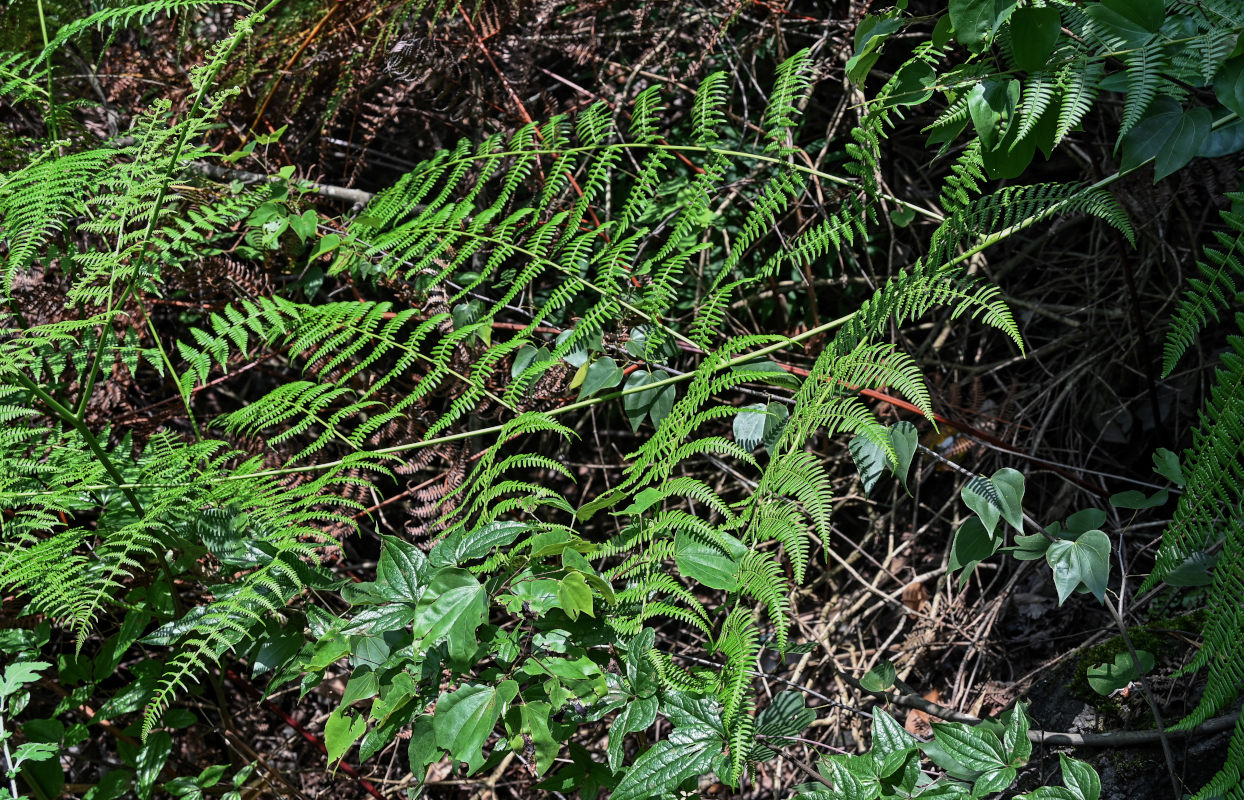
607, 696, 659, 770
1010, 7, 1062, 72
1086, 650, 1154, 695
674, 530, 747, 590
849, 432, 889, 496
1215, 57, 1244, 119
889, 421, 918, 491
577, 357, 624, 400
611, 725, 721, 800
324, 710, 365, 765
949, 517, 1002, 585
433, 682, 516, 773
961, 468, 1025, 536
861, 660, 896, 692
1046, 530, 1111, 604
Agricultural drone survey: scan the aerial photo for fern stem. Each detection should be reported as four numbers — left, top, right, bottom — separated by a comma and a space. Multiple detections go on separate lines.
35, 0, 57, 141
404, 143, 944, 223
9, 369, 145, 516
137, 294, 203, 441
73, 0, 286, 421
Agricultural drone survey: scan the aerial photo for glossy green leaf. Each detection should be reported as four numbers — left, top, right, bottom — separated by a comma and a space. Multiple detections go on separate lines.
949, 517, 1001, 583
673, 530, 747, 590
611, 730, 719, 800
930, 721, 1006, 772
860, 660, 896, 692
846, 15, 902, 84
577, 356, 624, 400
607, 696, 658, 770
1009, 7, 1061, 72
749, 692, 817, 761
889, 421, 918, 491
1046, 530, 1111, 604
1103, 0, 1165, 33
557, 572, 594, 620
1215, 57, 1244, 118
1002, 702, 1031, 765
377, 535, 427, 601
433, 683, 506, 771
1086, 650, 1154, 695
1163, 550, 1218, 586
849, 432, 889, 496
1059, 754, 1102, 800
950, 0, 1015, 52
1154, 107, 1210, 182
1119, 96, 1182, 172
1108, 489, 1168, 510
135, 731, 171, 800
1152, 447, 1185, 486
415, 568, 487, 666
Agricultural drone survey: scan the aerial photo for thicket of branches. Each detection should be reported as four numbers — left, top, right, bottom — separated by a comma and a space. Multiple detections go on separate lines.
2, 0, 1243, 799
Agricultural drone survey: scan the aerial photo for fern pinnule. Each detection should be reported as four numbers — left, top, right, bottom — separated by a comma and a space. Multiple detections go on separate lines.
1163, 191, 1244, 375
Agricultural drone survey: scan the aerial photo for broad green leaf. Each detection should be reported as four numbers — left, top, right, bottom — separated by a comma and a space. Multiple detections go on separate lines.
962, 476, 1001, 536
1103, 0, 1165, 33
893, 60, 937, 105
407, 714, 440, 782
1154, 107, 1210, 182
1084, 4, 1153, 48
930, 722, 1006, 773
1197, 118, 1244, 158
611, 731, 719, 800
1119, 96, 1182, 172
511, 345, 551, 378
1059, 754, 1102, 800
1063, 508, 1106, 535
991, 468, 1025, 532
512, 701, 559, 774
557, 572, 594, 620
871, 708, 917, 763
673, 530, 746, 590
860, 660, 896, 692
433, 683, 503, 772
974, 767, 1017, 796
734, 403, 768, 450
135, 731, 171, 800
607, 696, 658, 770
1086, 650, 1154, 695
622, 370, 661, 431
1108, 489, 1168, 510
1215, 57, 1244, 118
889, 421, 918, 491
1152, 447, 1184, 486
949, 517, 1001, 582
950, 0, 1014, 52
577, 357, 624, 400
377, 535, 427, 601
1046, 530, 1111, 604
1009, 7, 1061, 72
1002, 702, 1031, 765
849, 432, 890, 496
415, 568, 487, 666
555, 328, 592, 367
0, 661, 50, 696
1018, 788, 1079, 800
626, 628, 659, 697
429, 520, 528, 567
967, 80, 1015, 151
846, 15, 902, 84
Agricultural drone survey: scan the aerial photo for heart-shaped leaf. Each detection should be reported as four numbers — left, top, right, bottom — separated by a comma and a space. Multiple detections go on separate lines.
1046, 530, 1111, 604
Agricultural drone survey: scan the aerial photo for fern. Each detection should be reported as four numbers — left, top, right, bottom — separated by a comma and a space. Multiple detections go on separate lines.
1144, 173, 1244, 799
